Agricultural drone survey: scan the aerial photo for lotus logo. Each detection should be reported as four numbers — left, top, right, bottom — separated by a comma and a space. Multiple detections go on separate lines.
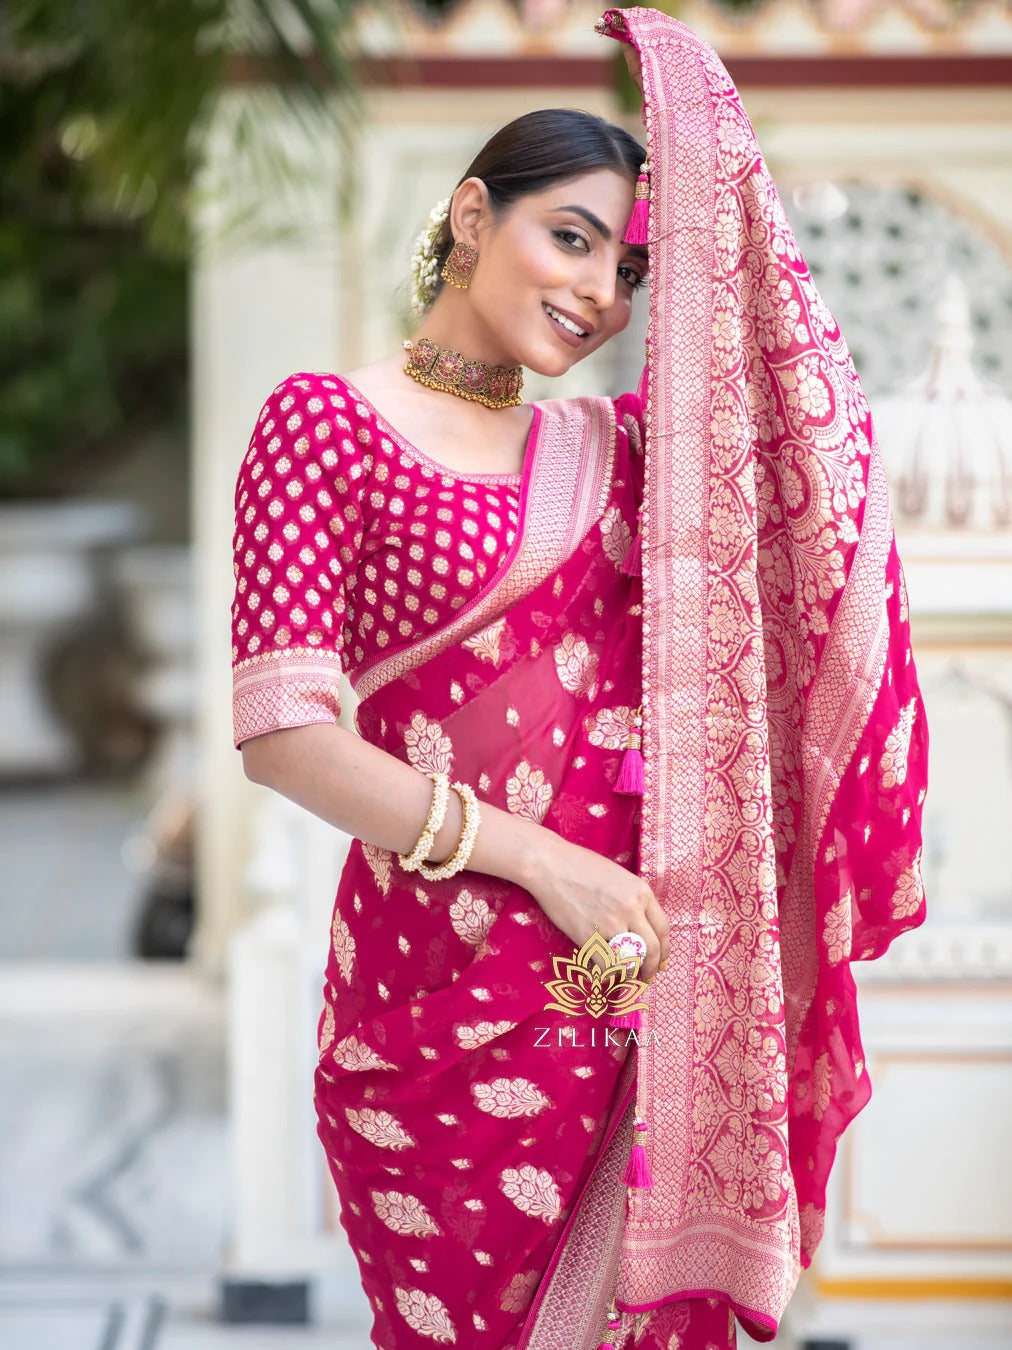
541, 928, 648, 1020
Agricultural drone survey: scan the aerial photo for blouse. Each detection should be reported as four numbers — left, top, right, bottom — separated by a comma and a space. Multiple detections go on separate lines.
231, 369, 641, 749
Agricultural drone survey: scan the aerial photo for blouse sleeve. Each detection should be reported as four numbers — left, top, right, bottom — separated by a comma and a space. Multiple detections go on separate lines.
230, 371, 365, 750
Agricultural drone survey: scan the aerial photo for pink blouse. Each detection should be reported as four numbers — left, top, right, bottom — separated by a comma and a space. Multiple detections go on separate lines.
231, 370, 641, 749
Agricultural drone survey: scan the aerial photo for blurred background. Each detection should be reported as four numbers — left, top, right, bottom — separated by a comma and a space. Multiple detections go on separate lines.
1, 0, 1010, 1347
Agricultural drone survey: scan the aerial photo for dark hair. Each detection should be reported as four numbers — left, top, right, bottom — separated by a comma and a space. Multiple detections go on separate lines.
429, 108, 645, 300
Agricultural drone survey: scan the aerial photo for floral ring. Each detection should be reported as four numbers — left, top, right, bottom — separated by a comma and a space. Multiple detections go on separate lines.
608, 930, 647, 961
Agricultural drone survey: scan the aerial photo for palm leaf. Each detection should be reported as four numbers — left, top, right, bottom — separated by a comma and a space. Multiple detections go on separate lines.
4, 0, 362, 256
0, 0, 365, 491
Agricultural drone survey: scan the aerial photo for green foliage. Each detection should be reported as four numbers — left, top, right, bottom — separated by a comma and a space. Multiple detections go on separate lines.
5, 0, 361, 256
0, 0, 360, 495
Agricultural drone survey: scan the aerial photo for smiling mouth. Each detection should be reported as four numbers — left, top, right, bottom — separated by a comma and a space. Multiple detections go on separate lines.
542, 302, 590, 339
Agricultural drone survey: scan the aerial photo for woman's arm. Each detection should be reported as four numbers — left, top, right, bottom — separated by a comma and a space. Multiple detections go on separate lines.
241, 721, 541, 888
241, 722, 671, 981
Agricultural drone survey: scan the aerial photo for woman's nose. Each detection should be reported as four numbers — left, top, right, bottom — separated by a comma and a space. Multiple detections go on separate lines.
578, 259, 618, 313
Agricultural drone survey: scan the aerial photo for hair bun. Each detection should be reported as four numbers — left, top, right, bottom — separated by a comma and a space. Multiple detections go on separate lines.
409, 197, 451, 315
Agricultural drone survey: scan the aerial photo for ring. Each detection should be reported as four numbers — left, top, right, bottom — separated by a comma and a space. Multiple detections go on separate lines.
608, 931, 647, 961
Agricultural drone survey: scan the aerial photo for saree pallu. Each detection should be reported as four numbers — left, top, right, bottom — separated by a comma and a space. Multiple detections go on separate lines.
314, 394, 651, 1349
524, 8, 928, 1348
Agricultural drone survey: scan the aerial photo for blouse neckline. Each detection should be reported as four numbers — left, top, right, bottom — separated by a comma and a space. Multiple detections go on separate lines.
336, 374, 535, 486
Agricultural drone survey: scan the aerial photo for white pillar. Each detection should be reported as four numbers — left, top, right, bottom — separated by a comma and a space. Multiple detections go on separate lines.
223, 793, 349, 1275
189, 87, 367, 1321
190, 88, 347, 971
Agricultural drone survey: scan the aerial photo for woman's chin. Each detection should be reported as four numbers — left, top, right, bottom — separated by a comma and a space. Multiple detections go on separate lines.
523, 346, 584, 379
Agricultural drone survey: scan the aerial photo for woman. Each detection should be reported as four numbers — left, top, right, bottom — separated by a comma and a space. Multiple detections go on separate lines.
230, 7, 928, 1348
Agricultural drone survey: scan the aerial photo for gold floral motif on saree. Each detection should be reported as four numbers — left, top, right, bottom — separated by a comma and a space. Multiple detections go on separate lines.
471, 1077, 552, 1120
393, 1288, 457, 1343
344, 1106, 418, 1152
499, 1165, 563, 1224
403, 711, 454, 775
371, 1190, 444, 1238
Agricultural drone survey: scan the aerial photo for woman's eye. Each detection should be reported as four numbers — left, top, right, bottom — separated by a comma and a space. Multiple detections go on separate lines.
554, 228, 589, 250
620, 265, 647, 289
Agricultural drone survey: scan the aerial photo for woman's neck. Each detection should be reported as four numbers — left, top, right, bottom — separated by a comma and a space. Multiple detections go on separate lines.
413, 295, 518, 372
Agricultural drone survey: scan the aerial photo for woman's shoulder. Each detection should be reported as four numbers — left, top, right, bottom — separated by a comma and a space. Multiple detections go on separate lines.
252, 369, 366, 431
237, 369, 383, 523
244, 369, 386, 475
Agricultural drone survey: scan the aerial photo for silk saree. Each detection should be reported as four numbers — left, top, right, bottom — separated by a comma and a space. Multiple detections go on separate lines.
313, 388, 654, 1349
309, 8, 928, 1350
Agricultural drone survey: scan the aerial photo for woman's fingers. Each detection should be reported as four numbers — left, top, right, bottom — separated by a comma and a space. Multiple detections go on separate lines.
598, 915, 659, 984
620, 43, 643, 94
618, 918, 661, 984
642, 895, 670, 981
601, 891, 668, 986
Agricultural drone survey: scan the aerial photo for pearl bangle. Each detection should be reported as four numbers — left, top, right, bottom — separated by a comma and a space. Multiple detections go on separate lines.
417, 781, 480, 882
398, 772, 451, 874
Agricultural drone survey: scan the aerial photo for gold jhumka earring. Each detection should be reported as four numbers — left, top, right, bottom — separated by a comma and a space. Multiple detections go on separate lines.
440, 240, 478, 290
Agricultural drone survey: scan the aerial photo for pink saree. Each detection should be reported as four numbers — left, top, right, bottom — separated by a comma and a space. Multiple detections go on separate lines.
314, 392, 650, 1348
311, 7, 928, 1348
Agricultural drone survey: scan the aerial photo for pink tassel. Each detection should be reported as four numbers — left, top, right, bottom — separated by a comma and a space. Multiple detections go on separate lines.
608, 1004, 642, 1030
623, 1117, 654, 1189
596, 1312, 623, 1348
614, 707, 644, 796
620, 532, 641, 575
614, 745, 644, 794
622, 161, 650, 245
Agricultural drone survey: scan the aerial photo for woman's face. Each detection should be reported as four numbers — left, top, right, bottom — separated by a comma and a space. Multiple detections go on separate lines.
455, 168, 648, 376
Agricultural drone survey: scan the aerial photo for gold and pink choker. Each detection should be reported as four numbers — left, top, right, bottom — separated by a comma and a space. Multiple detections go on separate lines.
402, 336, 523, 410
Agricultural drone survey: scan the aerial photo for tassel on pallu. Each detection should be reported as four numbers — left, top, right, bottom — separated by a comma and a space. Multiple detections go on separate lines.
613, 705, 644, 796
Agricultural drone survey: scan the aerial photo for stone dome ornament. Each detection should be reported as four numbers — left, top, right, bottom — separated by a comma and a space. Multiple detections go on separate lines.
874, 272, 1012, 532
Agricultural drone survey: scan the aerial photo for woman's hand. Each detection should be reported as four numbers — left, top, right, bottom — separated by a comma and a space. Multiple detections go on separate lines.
242, 721, 670, 980
518, 827, 670, 984
620, 41, 643, 95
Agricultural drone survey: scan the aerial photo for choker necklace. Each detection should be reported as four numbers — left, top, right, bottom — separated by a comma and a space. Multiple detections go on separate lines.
402, 337, 523, 410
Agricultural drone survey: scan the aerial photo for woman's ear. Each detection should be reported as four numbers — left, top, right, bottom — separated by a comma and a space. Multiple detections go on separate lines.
448, 176, 491, 249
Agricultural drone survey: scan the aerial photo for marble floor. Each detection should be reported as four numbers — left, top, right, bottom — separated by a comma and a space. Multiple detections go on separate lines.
0, 774, 372, 1347
0, 1282, 370, 1349
0, 960, 374, 1350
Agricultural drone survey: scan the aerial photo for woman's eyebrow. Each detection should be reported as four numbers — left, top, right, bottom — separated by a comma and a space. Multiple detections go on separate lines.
551, 204, 613, 240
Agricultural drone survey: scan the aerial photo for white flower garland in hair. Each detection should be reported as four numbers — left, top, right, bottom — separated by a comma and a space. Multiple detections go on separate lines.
409, 196, 450, 316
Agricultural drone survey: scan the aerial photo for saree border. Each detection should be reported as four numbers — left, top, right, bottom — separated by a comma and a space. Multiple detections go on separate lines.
518, 20, 723, 1346
626, 1, 720, 1306
780, 443, 894, 1069
520, 1052, 637, 1350
352, 396, 618, 703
